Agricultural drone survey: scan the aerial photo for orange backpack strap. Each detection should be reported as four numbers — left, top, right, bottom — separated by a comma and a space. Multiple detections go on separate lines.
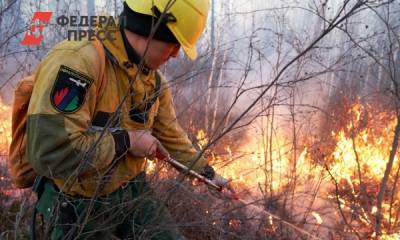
9, 75, 37, 188
91, 39, 108, 100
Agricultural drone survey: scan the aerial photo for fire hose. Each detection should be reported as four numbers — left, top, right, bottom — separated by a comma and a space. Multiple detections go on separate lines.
156, 150, 322, 240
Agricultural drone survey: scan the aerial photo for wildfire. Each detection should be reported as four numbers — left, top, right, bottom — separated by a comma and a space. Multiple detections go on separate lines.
209, 131, 321, 193
325, 102, 400, 234
194, 101, 399, 238
0, 87, 397, 238
196, 129, 209, 149
0, 98, 11, 155
381, 233, 400, 240
329, 103, 398, 183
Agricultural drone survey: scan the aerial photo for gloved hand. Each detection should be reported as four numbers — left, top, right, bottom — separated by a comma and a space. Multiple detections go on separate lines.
128, 130, 169, 159
211, 173, 230, 189
210, 173, 238, 199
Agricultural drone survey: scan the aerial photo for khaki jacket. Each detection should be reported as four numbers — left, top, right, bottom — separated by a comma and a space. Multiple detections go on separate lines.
27, 26, 206, 197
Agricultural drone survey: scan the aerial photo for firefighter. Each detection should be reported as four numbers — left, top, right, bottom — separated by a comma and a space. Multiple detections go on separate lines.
27, 0, 226, 239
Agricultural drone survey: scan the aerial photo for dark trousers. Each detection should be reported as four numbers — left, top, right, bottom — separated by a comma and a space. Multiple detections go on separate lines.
35, 173, 185, 240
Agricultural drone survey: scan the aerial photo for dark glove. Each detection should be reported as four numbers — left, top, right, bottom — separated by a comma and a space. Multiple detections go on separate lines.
201, 165, 230, 189
200, 165, 215, 180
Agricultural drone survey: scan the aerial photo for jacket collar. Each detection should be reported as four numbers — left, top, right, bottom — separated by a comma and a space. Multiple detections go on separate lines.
120, 26, 140, 65
100, 23, 151, 75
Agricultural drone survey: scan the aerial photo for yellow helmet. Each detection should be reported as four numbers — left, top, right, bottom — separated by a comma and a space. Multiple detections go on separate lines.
124, 0, 209, 60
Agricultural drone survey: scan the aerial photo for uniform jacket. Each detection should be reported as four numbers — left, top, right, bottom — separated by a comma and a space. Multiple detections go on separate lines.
27, 25, 206, 197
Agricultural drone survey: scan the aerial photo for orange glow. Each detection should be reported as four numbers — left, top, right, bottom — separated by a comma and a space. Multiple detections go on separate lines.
196, 129, 209, 149
1, 93, 395, 238
329, 105, 398, 183
0, 98, 11, 155
209, 131, 321, 193
327, 102, 399, 232
194, 100, 399, 238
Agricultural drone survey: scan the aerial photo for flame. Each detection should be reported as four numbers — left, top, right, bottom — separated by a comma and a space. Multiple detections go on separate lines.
381, 233, 400, 240
327, 102, 399, 228
311, 212, 323, 225
0, 98, 11, 155
210, 132, 320, 193
0, 89, 397, 238
323, 102, 400, 238
194, 100, 399, 238
329, 118, 398, 182
196, 129, 209, 149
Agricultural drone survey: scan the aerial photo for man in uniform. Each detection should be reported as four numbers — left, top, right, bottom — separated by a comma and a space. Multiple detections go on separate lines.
27, 0, 225, 239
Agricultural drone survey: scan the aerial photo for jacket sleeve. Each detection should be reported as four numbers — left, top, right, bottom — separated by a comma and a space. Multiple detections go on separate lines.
27, 43, 130, 180
152, 74, 207, 172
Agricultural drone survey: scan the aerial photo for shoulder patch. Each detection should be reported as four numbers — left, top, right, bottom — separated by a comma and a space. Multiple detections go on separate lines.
50, 65, 93, 113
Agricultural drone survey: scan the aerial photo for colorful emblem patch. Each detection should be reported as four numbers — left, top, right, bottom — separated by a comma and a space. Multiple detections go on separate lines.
50, 65, 93, 113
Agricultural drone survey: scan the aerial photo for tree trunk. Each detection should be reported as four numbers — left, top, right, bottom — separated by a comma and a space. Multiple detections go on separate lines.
87, 0, 95, 16
375, 114, 400, 236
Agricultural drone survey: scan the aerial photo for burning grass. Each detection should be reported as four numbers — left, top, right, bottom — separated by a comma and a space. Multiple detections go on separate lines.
321, 101, 400, 238
182, 99, 400, 239
0, 94, 399, 239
